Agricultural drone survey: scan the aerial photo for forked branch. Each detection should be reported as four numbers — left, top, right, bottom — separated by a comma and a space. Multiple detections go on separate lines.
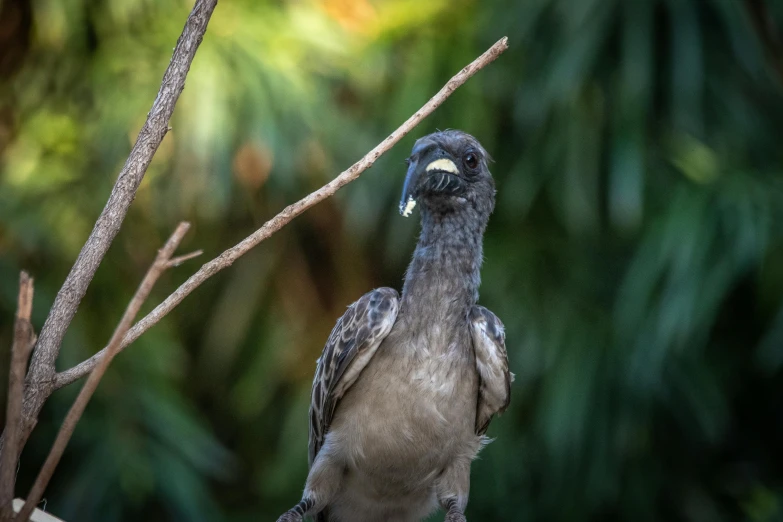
15, 223, 195, 522
0, 0, 218, 470
25, 0, 218, 394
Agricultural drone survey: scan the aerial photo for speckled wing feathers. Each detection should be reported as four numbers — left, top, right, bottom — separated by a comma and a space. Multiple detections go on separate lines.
469, 306, 512, 435
308, 287, 400, 466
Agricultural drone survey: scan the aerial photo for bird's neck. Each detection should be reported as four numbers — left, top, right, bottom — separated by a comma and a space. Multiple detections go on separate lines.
401, 206, 488, 316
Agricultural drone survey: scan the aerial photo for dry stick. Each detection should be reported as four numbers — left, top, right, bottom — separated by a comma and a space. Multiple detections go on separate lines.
19, 0, 218, 442
0, 274, 35, 520
166, 249, 204, 268
15, 224, 193, 522
54, 36, 511, 389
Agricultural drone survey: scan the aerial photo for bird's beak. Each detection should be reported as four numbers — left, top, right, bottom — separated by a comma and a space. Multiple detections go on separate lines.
399, 148, 460, 217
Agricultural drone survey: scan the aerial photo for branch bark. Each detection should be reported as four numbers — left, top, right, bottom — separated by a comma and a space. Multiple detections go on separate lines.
0, 274, 35, 520
5, 0, 218, 458
15, 224, 193, 522
54, 36, 511, 389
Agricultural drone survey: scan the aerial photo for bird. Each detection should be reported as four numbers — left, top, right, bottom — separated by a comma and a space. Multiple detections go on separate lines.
276, 130, 512, 522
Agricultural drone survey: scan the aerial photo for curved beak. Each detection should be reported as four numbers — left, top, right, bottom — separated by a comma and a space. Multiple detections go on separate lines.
399, 161, 421, 217
399, 147, 460, 217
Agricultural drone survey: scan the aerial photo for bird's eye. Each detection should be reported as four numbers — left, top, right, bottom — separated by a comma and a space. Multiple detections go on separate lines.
464, 152, 479, 170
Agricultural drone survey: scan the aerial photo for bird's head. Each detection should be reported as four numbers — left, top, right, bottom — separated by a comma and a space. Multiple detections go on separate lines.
399, 130, 494, 218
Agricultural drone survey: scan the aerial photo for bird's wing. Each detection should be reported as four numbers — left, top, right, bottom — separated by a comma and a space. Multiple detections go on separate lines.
308, 287, 400, 466
469, 305, 513, 435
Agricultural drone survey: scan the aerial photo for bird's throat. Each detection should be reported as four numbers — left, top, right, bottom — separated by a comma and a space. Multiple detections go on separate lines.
401, 207, 487, 316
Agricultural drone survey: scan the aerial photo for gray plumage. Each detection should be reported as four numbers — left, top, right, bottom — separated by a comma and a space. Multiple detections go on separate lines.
277, 130, 512, 522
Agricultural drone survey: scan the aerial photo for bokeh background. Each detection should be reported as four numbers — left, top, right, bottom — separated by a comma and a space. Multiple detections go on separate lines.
2, 0, 783, 520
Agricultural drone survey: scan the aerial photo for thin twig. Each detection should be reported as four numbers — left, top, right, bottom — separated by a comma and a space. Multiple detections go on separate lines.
54, 36, 510, 389
166, 250, 203, 268
0, 274, 34, 521
15, 224, 193, 522
17, 0, 218, 443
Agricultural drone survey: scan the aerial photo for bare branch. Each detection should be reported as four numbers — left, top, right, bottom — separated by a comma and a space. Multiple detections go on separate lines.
2, 0, 218, 463
25, 0, 218, 389
15, 224, 192, 522
54, 36, 510, 389
0, 274, 34, 520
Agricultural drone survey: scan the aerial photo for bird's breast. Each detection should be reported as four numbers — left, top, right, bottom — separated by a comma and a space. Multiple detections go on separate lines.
330, 321, 479, 487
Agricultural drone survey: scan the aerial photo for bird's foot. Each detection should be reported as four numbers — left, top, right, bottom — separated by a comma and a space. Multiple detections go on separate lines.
275, 511, 303, 522
445, 509, 467, 522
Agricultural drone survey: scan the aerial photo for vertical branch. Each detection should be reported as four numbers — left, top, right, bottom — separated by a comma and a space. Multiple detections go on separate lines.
15, 224, 196, 522
0, 273, 35, 520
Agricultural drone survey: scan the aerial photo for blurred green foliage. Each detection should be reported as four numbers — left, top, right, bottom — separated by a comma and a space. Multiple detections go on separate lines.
2, 0, 783, 520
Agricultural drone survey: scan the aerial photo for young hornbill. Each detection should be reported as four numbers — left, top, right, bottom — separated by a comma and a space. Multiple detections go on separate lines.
277, 130, 512, 522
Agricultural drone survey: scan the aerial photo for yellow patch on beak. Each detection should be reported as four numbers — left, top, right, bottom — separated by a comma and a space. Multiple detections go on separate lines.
425, 158, 459, 174
402, 197, 417, 217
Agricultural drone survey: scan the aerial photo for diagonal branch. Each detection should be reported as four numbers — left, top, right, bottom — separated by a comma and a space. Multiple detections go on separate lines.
53, 36, 511, 389
0, 273, 35, 520
15, 224, 194, 522
26, 0, 218, 389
